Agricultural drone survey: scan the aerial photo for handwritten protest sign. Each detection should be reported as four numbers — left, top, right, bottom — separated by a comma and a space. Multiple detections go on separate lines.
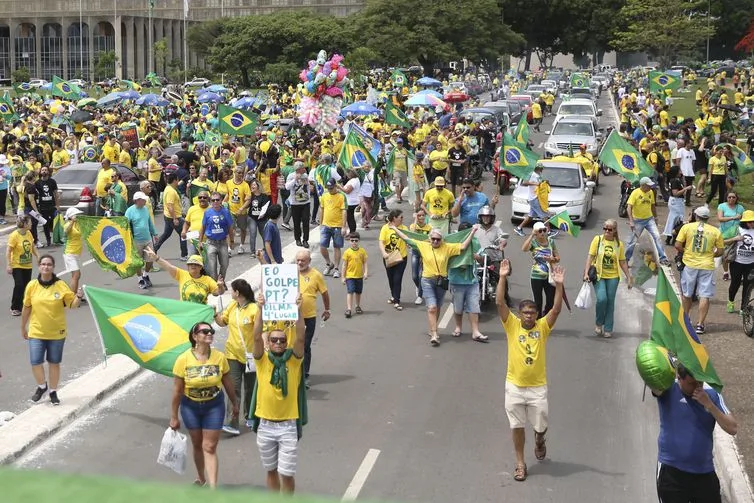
262, 264, 299, 320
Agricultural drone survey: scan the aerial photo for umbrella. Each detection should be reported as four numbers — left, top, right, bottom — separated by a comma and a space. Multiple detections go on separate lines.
444, 91, 470, 103
405, 93, 447, 108
341, 101, 380, 116
718, 104, 741, 112
417, 77, 442, 87
136, 93, 169, 106
233, 97, 257, 109
239, 90, 254, 96
71, 110, 94, 123
40, 82, 52, 91
197, 92, 223, 104
118, 90, 140, 100
43, 98, 56, 105
97, 92, 124, 107
207, 84, 227, 93
416, 89, 443, 98
77, 98, 97, 107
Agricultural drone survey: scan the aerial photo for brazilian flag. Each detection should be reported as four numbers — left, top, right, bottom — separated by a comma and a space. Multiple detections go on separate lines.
597, 130, 654, 183
80, 144, 99, 162
570, 72, 589, 88
548, 210, 579, 237
385, 101, 411, 128
13, 82, 32, 94
724, 143, 754, 175
0, 94, 17, 123
514, 119, 530, 145
84, 285, 214, 377
218, 104, 258, 136
648, 71, 680, 95
337, 126, 377, 172
402, 227, 477, 269
51, 75, 83, 100
204, 129, 222, 147
390, 69, 408, 88
120, 79, 141, 91
77, 216, 144, 278
502, 134, 540, 180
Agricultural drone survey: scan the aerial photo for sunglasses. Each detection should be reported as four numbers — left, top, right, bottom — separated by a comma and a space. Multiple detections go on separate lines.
350, 239, 360, 242
195, 328, 215, 335
198, 196, 209, 200
430, 237, 442, 242
603, 227, 615, 231
269, 337, 287, 344
211, 198, 222, 202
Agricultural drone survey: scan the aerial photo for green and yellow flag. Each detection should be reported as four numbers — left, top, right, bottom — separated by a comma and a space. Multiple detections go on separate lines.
651, 268, 722, 391
502, 134, 539, 180
548, 210, 579, 237
598, 130, 654, 183
390, 69, 408, 88
385, 145, 416, 178
217, 104, 258, 136
146, 72, 161, 87
570, 72, 589, 88
514, 119, 530, 145
77, 216, 144, 278
648, 71, 680, 95
0, 93, 17, 122
51, 75, 83, 100
84, 285, 214, 377
385, 101, 411, 128
402, 227, 476, 268
337, 126, 377, 172
12, 82, 32, 94
724, 143, 754, 175
120, 79, 141, 91
204, 129, 222, 147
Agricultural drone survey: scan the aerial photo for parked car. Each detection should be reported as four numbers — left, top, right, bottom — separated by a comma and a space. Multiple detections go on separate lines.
184, 77, 210, 87
540, 79, 558, 96
68, 79, 87, 88
510, 159, 595, 224
28, 79, 48, 89
459, 107, 509, 129
504, 99, 524, 124
544, 115, 603, 157
53, 162, 145, 215
483, 101, 519, 125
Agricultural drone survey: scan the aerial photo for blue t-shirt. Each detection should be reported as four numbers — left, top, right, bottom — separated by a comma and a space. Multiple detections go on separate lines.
202, 206, 233, 241
263, 221, 283, 264
657, 381, 727, 474
124, 204, 156, 243
717, 202, 744, 239
457, 191, 490, 225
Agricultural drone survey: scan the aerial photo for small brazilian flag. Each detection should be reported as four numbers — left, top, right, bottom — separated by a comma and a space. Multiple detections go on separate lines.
13, 82, 32, 94
648, 71, 680, 95
204, 129, 222, 147
385, 101, 411, 128
51, 75, 83, 100
337, 126, 377, 172
390, 69, 408, 88
77, 216, 144, 278
514, 119, 530, 145
598, 130, 654, 183
84, 285, 214, 377
548, 210, 579, 237
570, 72, 589, 88
80, 144, 99, 162
502, 133, 540, 180
0, 93, 17, 122
218, 104, 258, 136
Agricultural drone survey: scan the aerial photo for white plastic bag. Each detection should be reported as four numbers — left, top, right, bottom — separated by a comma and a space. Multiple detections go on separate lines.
574, 282, 594, 310
157, 427, 187, 474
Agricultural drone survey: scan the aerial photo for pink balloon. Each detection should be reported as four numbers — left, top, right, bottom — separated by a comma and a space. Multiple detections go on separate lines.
325, 87, 343, 97
336, 67, 348, 81
299, 69, 309, 82
308, 60, 316, 70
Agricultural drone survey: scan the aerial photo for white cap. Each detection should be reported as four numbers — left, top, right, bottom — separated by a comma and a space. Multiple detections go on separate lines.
64, 207, 83, 220
533, 221, 547, 231
639, 176, 655, 187
694, 206, 710, 218
133, 191, 149, 201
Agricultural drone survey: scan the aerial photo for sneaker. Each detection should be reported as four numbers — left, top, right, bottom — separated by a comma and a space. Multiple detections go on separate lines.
237, 246, 245, 255
355, 306, 363, 314
0, 218, 6, 225
144, 276, 153, 288
723, 272, 730, 281
695, 323, 705, 334
37, 242, 45, 249
31, 385, 48, 403
222, 424, 241, 436
296, 240, 303, 247
414, 296, 424, 305
513, 227, 525, 237
180, 255, 188, 261
302, 241, 309, 248
345, 309, 352, 318
332, 268, 340, 278
324, 263, 334, 276
245, 418, 254, 429
228, 247, 233, 257
659, 258, 671, 267
10, 309, 21, 316
281, 223, 292, 231
727, 301, 736, 313
138, 278, 148, 289
49, 391, 60, 406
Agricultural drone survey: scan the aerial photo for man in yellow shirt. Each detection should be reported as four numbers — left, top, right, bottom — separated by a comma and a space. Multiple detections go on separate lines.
318, 178, 347, 277
706, 146, 728, 206
531, 100, 543, 132
674, 206, 724, 334
50, 139, 70, 174
226, 167, 250, 254
118, 140, 133, 168
154, 172, 188, 260
625, 176, 668, 265
94, 159, 115, 216
391, 138, 409, 203
421, 176, 456, 234
101, 136, 120, 163
496, 259, 566, 481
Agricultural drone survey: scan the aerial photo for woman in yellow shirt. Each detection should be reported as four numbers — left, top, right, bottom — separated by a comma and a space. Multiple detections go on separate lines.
144, 250, 226, 304
63, 207, 84, 293
378, 209, 409, 311
22, 254, 83, 405
408, 209, 432, 305
6, 215, 38, 315
170, 320, 238, 488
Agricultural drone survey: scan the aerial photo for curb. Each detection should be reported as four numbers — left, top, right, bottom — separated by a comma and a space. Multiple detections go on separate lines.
715, 428, 754, 503
0, 225, 14, 236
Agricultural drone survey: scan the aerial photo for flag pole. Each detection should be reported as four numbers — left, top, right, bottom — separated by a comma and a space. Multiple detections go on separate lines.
83, 285, 109, 369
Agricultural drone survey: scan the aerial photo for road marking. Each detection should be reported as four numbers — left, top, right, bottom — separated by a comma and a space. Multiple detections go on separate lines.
58, 259, 95, 277
342, 448, 381, 501
537, 142, 543, 149
438, 303, 454, 329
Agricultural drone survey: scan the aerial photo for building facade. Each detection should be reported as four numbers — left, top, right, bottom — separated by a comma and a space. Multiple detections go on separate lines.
0, 0, 364, 81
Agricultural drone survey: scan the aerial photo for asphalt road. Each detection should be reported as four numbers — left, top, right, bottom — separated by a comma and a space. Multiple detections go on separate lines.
6, 92, 665, 502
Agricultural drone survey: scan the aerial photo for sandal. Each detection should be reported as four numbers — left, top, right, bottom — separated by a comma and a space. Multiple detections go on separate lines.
193, 479, 207, 487
355, 306, 363, 314
394, 304, 403, 311
387, 298, 395, 305
345, 310, 352, 318
534, 430, 547, 461
472, 333, 489, 343
452, 330, 462, 337
513, 463, 527, 482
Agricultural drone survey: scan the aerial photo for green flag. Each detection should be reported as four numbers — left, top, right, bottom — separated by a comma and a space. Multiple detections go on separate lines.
402, 228, 476, 269
12, 82, 32, 94
501, 134, 539, 180
514, 119, 530, 145
146, 72, 161, 87
51, 75, 83, 100
83, 285, 214, 377
337, 126, 377, 172
0, 93, 17, 123
391, 69, 408, 87
648, 71, 681, 95
725, 143, 754, 175
217, 104, 258, 136
204, 129, 222, 147
598, 130, 655, 183
120, 79, 139, 90
190, 238, 209, 266
385, 101, 411, 128
570, 72, 589, 88
651, 269, 723, 391
77, 216, 144, 278
548, 210, 579, 237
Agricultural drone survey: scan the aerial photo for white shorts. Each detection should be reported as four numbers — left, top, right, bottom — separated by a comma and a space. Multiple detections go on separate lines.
504, 382, 548, 432
63, 254, 80, 272
256, 419, 298, 477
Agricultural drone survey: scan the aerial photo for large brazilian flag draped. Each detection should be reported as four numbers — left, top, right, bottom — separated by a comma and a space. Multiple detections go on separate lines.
598, 130, 654, 183
84, 285, 214, 377
648, 71, 681, 95
77, 216, 144, 278
337, 126, 377, 172
402, 227, 476, 269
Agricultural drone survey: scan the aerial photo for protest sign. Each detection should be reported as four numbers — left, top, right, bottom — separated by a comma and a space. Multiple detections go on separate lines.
262, 264, 299, 320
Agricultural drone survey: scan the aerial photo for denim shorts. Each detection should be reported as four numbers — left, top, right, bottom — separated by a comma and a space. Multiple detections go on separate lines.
320, 226, 344, 249
680, 267, 715, 299
345, 278, 363, 294
421, 277, 446, 308
180, 392, 225, 431
528, 198, 549, 219
29, 338, 65, 366
451, 283, 481, 314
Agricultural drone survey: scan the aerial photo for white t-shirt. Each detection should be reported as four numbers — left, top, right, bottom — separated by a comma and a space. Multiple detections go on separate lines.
344, 178, 361, 206
676, 147, 696, 177
527, 171, 541, 201
735, 228, 754, 265
360, 169, 374, 197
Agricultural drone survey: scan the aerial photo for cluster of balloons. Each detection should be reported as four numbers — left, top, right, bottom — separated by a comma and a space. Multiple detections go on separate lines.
298, 50, 349, 134
49, 100, 66, 115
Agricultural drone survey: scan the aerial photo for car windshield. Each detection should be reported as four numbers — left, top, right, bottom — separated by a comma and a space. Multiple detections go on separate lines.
571, 90, 591, 97
543, 167, 581, 189
460, 112, 495, 124
553, 121, 593, 136
53, 168, 97, 184
559, 104, 594, 116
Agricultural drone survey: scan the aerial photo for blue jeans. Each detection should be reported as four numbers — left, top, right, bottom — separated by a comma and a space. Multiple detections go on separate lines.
625, 217, 666, 262
204, 238, 229, 280
248, 218, 261, 251
411, 250, 423, 297
154, 216, 188, 257
594, 277, 619, 332
29, 338, 65, 365
180, 392, 225, 430
421, 277, 447, 308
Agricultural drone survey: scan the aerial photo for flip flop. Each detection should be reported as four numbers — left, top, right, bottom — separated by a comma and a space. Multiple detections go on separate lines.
452, 330, 462, 337
472, 333, 489, 343
534, 430, 547, 461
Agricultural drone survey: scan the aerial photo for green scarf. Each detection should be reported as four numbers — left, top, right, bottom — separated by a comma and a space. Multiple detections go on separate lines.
268, 349, 293, 397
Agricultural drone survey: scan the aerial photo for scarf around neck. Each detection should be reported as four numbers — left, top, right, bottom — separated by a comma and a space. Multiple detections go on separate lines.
268, 348, 294, 397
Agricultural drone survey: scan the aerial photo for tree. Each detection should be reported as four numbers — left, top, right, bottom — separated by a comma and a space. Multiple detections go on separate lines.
734, 17, 754, 55
710, 0, 754, 59
345, 46, 379, 81
11, 67, 30, 84
187, 19, 226, 59
262, 63, 300, 84
612, 0, 715, 69
94, 50, 117, 81
557, 0, 626, 66
154, 39, 168, 76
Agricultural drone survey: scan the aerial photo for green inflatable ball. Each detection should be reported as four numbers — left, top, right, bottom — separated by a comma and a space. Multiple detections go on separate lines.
635, 340, 676, 391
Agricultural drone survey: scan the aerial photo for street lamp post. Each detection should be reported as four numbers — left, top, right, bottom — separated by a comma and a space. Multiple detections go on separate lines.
706, 0, 710, 63
79, 0, 83, 79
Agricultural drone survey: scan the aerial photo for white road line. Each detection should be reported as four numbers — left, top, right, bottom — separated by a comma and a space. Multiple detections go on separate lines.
438, 303, 454, 329
58, 258, 95, 277
537, 142, 543, 149
341, 448, 381, 501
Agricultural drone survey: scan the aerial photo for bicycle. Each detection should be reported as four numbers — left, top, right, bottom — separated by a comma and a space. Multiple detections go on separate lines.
741, 270, 754, 337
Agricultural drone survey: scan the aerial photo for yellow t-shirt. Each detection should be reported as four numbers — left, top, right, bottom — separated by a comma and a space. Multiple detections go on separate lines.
95, 167, 115, 198
226, 179, 250, 215
118, 150, 132, 167
709, 155, 727, 176
175, 267, 218, 304
342, 246, 368, 279
409, 222, 432, 234
213, 180, 228, 199
379, 223, 408, 258
64, 221, 82, 255
429, 149, 448, 171
627, 187, 655, 220
147, 158, 162, 182
51, 150, 70, 172
414, 241, 462, 278
101, 143, 120, 163
163, 185, 182, 218
23, 279, 75, 340
413, 161, 426, 184
392, 148, 409, 172
676, 222, 724, 270
423, 187, 455, 217
531, 102, 543, 119
221, 301, 259, 363
320, 191, 347, 228
185, 204, 208, 232
172, 348, 230, 402
8, 229, 35, 269
589, 236, 625, 280
503, 315, 552, 387
299, 268, 327, 319
253, 352, 303, 420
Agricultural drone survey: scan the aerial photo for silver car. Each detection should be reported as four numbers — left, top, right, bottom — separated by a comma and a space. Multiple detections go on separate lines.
53, 162, 145, 215
544, 116, 603, 157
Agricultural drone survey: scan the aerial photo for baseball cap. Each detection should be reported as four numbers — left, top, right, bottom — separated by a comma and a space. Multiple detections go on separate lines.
639, 176, 656, 186
64, 207, 83, 220
186, 255, 204, 267
326, 178, 336, 188
533, 222, 547, 232
133, 191, 149, 201
396, 138, 404, 143
694, 206, 710, 218
434, 176, 446, 186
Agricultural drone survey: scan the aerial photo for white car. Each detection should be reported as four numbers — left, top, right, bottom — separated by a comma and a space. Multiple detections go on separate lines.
540, 79, 558, 96
68, 79, 87, 87
184, 77, 210, 87
510, 160, 595, 224
555, 98, 602, 122
28, 79, 48, 88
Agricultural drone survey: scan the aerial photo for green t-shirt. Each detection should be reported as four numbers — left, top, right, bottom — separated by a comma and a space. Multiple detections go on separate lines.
529, 237, 557, 280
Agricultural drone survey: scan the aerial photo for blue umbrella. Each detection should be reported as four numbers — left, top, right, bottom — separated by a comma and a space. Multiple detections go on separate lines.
417, 77, 442, 87
195, 87, 210, 94
197, 92, 223, 104
207, 84, 227, 93
43, 98, 56, 105
233, 97, 257, 109
341, 101, 380, 116
96, 92, 124, 107
40, 82, 53, 91
118, 90, 140, 100
135, 93, 169, 106
416, 89, 443, 98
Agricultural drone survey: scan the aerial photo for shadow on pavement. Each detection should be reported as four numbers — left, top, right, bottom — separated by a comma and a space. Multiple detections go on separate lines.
530, 459, 624, 478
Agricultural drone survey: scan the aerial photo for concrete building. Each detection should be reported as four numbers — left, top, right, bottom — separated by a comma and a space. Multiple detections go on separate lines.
0, 0, 365, 81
